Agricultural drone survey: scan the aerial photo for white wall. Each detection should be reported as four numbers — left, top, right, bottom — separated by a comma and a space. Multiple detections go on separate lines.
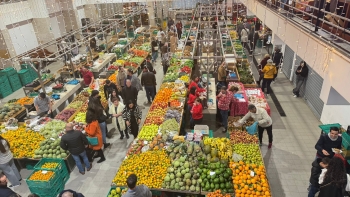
46, 0, 62, 14
9, 23, 39, 55
242, 0, 350, 104
49, 17, 61, 39
321, 105, 350, 129
28, 0, 49, 18
0, 1, 33, 30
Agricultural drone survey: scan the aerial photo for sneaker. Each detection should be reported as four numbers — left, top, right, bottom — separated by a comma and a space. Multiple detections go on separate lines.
97, 158, 106, 163
126, 135, 130, 139
79, 171, 85, 175
104, 143, 111, 149
120, 136, 124, 140
268, 143, 272, 149
272, 81, 276, 84
9, 184, 21, 188
87, 164, 92, 171
293, 95, 297, 98
265, 94, 269, 98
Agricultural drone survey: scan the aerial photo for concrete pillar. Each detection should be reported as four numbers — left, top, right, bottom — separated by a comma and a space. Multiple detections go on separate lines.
147, 2, 156, 27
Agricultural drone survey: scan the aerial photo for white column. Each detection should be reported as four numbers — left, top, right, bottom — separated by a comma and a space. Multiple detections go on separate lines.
289, 52, 296, 81
147, 2, 156, 27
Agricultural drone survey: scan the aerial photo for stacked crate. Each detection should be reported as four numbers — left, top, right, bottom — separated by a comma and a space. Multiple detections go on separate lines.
26, 158, 70, 197
0, 75, 12, 98
21, 64, 38, 81
18, 69, 32, 86
0, 67, 22, 91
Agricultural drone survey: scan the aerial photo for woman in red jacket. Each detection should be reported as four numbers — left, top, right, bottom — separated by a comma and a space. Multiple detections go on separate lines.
187, 86, 197, 122
188, 75, 205, 93
190, 98, 203, 129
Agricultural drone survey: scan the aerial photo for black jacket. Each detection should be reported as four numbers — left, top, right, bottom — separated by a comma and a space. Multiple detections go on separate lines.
315, 134, 342, 158
59, 189, 84, 197
0, 185, 20, 197
60, 130, 88, 155
309, 158, 323, 187
104, 83, 117, 99
122, 86, 138, 104
295, 65, 309, 78
319, 173, 347, 197
141, 71, 156, 86
272, 51, 283, 66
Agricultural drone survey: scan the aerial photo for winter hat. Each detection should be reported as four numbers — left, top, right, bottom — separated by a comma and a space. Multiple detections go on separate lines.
267, 59, 273, 63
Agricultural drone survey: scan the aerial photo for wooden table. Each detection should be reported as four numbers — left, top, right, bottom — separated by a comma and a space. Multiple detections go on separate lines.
22, 76, 56, 96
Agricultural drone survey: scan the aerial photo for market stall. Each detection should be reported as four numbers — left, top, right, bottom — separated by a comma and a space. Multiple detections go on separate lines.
228, 82, 249, 117
245, 88, 271, 116
91, 53, 117, 78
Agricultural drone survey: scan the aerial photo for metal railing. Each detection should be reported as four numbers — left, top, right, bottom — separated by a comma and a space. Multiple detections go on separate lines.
255, 0, 350, 57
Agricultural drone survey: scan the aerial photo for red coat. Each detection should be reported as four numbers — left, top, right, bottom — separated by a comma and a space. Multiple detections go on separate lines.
85, 120, 103, 150
187, 94, 196, 107
191, 103, 203, 120
188, 81, 205, 93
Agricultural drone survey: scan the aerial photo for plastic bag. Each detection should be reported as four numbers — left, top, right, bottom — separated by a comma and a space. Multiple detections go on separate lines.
233, 152, 243, 162
246, 122, 258, 135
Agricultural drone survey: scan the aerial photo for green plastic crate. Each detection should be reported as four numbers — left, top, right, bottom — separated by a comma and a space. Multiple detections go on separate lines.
0, 76, 7, 83
10, 82, 22, 92
21, 64, 30, 69
153, 30, 158, 35
0, 90, 12, 98
29, 92, 39, 97
0, 67, 17, 77
29, 178, 65, 197
26, 166, 69, 188
342, 133, 350, 150
34, 158, 67, 172
319, 123, 341, 134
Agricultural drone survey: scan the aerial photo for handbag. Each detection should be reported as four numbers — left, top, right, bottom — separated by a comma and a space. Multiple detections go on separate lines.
87, 136, 98, 146
154, 46, 159, 51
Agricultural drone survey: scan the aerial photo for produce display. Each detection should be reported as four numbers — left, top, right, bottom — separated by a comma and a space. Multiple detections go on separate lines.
41, 162, 59, 169
164, 73, 178, 82
0, 103, 24, 122
229, 130, 259, 144
229, 31, 238, 39
108, 65, 119, 71
55, 109, 76, 122
28, 170, 54, 181
164, 109, 182, 123
129, 48, 148, 58
207, 190, 233, 197
113, 150, 171, 189
129, 57, 144, 64
67, 101, 83, 109
107, 187, 126, 197
149, 134, 167, 151
233, 144, 263, 165
138, 124, 159, 141
160, 118, 179, 134
74, 112, 86, 123
126, 140, 144, 156
230, 161, 270, 197
203, 137, 233, 161
16, 97, 34, 105
34, 138, 68, 159
39, 120, 65, 138
2, 128, 45, 158
237, 65, 255, 85
179, 75, 190, 83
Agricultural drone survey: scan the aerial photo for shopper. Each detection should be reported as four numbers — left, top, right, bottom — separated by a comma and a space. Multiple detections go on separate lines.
258, 54, 270, 86
217, 86, 231, 133
85, 107, 106, 163
261, 59, 277, 98
237, 21, 245, 40
117, 66, 127, 91
141, 67, 156, 105
103, 80, 118, 100
60, 123, 91, 175
0, 136, 21, 187
315, 127, 342, 158
239, 104, 273, 148
161, 44, 169, 75
271, 47, 283, 82
217, 62, 227, 88
187, 86, 197, 123
190, 98, 203, 129
188, 75, 205, 93
89, 92, 110, 149
108, 90, 123, 107
151, 37, 158, 64
293, 61, 309, 98
160, 32, 167, 53
169, 32, 178, 53
122, 174, 152, 197
80, 66, 94, 88
0, 173, 21, 196
156, 28, 164, 46
176, 21, 183, 39
34, 92, 53, 117
122, 100, 142, 139
318, 157, 348, 197
240, 25, 250, 54
126, 69, 142, 92
168, 17, 174, 30
58, 189, 84, 197
122, 79, 138, 105
308, 157, 331, 197
109, 97, 128, 140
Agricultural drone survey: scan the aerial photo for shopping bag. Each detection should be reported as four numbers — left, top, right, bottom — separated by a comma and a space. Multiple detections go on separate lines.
87, 136, 98, 145
246, 122, 258, 135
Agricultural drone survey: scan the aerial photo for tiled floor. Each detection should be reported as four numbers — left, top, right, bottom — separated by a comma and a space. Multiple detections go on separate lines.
8, 48, 322, 197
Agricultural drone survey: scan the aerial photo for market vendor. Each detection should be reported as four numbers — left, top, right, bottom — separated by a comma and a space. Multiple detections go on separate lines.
217, 62, 227, 88
315, 127, 342, 158
188, 75, 205, 93
34, 92, 53, 117
122, 174, 152, 197
238, 104, 273, 148
80, 66, 94, 88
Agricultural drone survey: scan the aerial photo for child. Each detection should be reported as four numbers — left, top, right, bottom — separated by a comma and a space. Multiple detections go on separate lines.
190, 98, 203, 129
308, 157, 331, 197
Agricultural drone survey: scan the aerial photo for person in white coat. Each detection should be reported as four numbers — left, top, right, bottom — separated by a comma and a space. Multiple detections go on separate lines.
109, 97, 128, 139
240, 25, 251, 53
238, 104, 273, 148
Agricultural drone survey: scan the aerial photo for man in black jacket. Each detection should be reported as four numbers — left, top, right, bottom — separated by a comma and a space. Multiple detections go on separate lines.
0, 173, 21, 197
60, 123, 91, 175
122, 79, 138, 105
308, 157, 330, 197
141, 67, 157, 105
271, 47, 283, 82
293, 61, 309, 97
103, 80, 118, 100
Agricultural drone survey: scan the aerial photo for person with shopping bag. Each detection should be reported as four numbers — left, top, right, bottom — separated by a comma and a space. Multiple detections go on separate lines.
109, 97, 129, 140
238, 104, 273, 148
85, 105, 106, 163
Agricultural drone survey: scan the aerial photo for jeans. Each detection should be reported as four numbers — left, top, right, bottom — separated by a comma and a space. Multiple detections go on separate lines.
262, 78, 273, 94
0, 159, 21, 186
293, 75, 306, 97
145, 86, 155, 102
220, 110, 229, 131
308, 184, 319, 197
99, 122, 107, 144
152, 52, 158, 63
72, 151, 91, 173
258, 125, 273, 143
